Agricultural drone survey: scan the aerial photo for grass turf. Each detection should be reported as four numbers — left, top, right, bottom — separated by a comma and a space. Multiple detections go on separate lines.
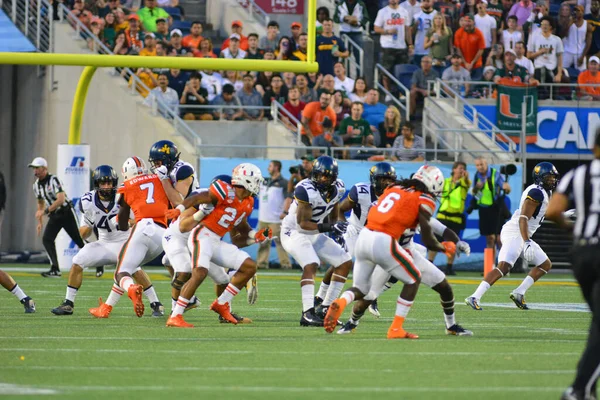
0, 265, 591, 400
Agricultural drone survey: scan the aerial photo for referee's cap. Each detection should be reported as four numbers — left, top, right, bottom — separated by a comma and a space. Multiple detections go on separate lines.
28, 157, 48, 168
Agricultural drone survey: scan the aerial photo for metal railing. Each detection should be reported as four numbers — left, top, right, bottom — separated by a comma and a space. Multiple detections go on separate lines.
235, 0, 270, 26
271, 101, 302, 144
373, 63, 410, 120
342, 34, 364, 79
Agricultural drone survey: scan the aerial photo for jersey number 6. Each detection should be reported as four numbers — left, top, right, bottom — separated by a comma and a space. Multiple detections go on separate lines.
377, 192, 401, 213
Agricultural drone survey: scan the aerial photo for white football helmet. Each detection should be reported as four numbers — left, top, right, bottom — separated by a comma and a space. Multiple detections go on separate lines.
413, 165, 444, 196
122, 156, 147, 181
231, 163, 263, 196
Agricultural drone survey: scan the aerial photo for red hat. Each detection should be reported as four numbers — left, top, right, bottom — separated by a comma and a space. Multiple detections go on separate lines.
291, 22, 302, 29
127, 14, 140, 20
231, 20, 243, 27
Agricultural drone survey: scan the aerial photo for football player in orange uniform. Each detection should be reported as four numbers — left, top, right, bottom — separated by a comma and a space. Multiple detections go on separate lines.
89, 156, 168, 319
324, 166, 456, 339
165, 163, 272, 328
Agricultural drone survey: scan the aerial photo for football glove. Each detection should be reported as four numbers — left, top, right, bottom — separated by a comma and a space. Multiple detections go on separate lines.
441, 241, 456, 258
155, 165, 169, 181
456, 240, 471, 257
165, 208, 181, 220
247, 228, 273, 245
332, 221, 349, 236
523, 240, 535, 264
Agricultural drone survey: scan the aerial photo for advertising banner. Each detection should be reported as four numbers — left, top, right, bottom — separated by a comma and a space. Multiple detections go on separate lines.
254, 0, 304, 14
495, 80, 538, 143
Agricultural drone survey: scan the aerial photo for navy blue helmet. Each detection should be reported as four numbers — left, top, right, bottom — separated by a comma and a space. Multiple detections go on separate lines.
533, 162, 559, 191
148, 140, 180, 171
369, 162, 397, 196
212, 174, 232, 185
311, 155, 338, 192
93, 165, 118, 198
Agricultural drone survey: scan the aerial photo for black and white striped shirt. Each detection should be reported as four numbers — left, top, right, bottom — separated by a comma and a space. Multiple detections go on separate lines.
557, 159, 600, 243
33, 174, 69, 209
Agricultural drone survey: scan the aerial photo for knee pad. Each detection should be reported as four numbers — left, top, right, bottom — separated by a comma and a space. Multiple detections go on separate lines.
171, 272, 191, 290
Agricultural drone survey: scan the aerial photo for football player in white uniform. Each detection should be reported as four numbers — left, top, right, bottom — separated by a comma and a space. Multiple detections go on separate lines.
280, 156, 353, 327
337, 163, 472, 336
51, 165, 163, 316
466, 162, 560, 310
0, 270, 35, 313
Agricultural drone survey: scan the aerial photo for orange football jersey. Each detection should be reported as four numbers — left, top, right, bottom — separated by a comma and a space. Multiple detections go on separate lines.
200, 179, 254, 237
366, 185, 436, 240
118, 174, 169, 227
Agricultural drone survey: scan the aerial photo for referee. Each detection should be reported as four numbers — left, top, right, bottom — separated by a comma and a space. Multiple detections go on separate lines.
547, 130, 600, 400
29, 157, 85, 278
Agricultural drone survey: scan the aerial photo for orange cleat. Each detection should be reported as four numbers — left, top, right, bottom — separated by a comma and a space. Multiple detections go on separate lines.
387, 326, 419, 339
209, 300, 237, 325
89, 298, 113, 318
166, 314, 194, 328
324, 298, 347, 334
127, 284, 144, 318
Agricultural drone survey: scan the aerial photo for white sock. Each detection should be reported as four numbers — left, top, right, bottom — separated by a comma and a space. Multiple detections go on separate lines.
513, 276, 535, 295
106, 284, 124, 306
172, 296, 189, 317
322, 279, 346, 306
340, 290, 355, 304
171, 298, 177, 311
444, 313, 456, 329
10, 284, 27, 301
144, 285, 159, 304
217, 283, 240, 305
395, 297, 413, 318
119, 277, 134, 292
66, 285, 78, 303
301, 282, 314, 312
315, 282, 329, 299
472, 281, 491, 300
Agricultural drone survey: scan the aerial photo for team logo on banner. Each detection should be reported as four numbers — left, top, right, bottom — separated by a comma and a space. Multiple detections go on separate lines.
496, 78, 538, 144
66, 156, 87, 174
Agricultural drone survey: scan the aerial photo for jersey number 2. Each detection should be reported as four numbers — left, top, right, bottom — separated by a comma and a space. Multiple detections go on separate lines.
217, 207, 247, 228
377, 192, 401, 213
140, 183, 155, 204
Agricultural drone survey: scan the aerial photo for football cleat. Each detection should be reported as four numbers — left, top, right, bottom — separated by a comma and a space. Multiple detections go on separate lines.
89, 298, 113, 318
246, 275, 258, 305
315, 304, 328, 319
300, 308, 324, 327
337, 320, 358, 335
324, 299, 347, 334
166, 314, 194, 328
21, 297, 36, 314
368, 299, 381, 318
150, 302, 165, 317
127, 284, 144, 318
219, 312, 253, 324
313, 296, 324, 309
509, 293, 529, 310
446, 324, 473, 336
51, 301, 73, 316
387, 326, 419, 339
96, 266, 104, 278
560, 387, 584, 400
210, 300, 237, 324
41, 269, 61, 278
465, 297, 483, 310
184, 296, 200, 313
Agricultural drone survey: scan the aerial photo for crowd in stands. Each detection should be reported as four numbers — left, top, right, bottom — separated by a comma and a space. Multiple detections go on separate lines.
64, 0, 600, 159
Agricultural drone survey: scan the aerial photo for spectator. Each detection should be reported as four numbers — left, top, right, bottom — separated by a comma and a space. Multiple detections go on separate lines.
246, 33, 264, 59
143, 72, 179, 115
220, 34, 247, 59
331, 90, 350, 130
282, 86, 306, 129
475, 1, 498, 64
487, 0, 505, 29
263, 75, 289, 108
182, 21, 204, 49
307, 72, 323, 89
296, 74, 318, 103
255, 69, 275, 96
334, 0, 369, 73
197, 38, 217, 58
102, 12, 117, 48
129, 68, 157, 97
585, 0, 600, 58
501, 0, 514, 23
223, 71, 243, 92
321, 74, 337, 94
155, 42, 168, 57
442, 53, 471, 94
200, 70, 223, 101
292, 32, 308, 61
515, 40, 535, 74
238, 74, 265, 121
362, 88, 387, 131
401, 0, 423, 20
282, 72, 296, 89
137, 33, 154, 56
260, 21, 281, 52
378, 105, 402, 148
501, 15, 522, 51
212, 84, 243, 120
563, 6, 592, 72
312, 117, 344, 157
413, 0, 438, 65
391, 122, 425, 161
316, 6, 331, 34
374, 0, 413, 98
557, 4, 573, 39
410, 55, 439, 119
88, 18, 103, 51
454, 14, 486, 79
289, 22, 302, 49
137, 0, 170, 33
168, 29, 193, 56
154, 18, 170, 41
474, 65, 496, 96
459, 0, 479, 18
527, 2, 551, 39
167, 68, 189, 97
333, 62, 355, 94
527, 17, 565, 83
98, 0, 121, 18
425, 13, 453, 74
275, 36, 294, 60
493, 47, 535, 84
181, 72, 212, 120
301, 91, 337, 146
263, 50, 276, 61
508, 0, 533, 26
124, 14, 144, 54
221, 21, 249, 51
316, 19, 349, 76
257, 161, 291, 270
114, 8, 129, 32
339, 102, 375, 151
348, 77, 368, 102
578, 55, 600, 99
113, 31, 130, 55
486, 42, 505, 69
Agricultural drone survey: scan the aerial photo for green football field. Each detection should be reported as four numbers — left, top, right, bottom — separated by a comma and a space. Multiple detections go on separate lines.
0, 265, 590, 400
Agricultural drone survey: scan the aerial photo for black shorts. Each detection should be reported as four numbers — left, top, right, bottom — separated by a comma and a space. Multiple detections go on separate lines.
478, 205, 503, 236
381, 48, 409, 71
438, 218, 463, 236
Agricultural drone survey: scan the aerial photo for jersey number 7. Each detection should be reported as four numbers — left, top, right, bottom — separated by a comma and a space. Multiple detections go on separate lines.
140, 183, 156, 204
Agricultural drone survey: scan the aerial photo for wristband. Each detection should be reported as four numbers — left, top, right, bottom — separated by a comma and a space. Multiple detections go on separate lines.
44, 208, 50, 215
176, 204, 186, 213
317, 223, 332, 233
247, 230, 257, 239
193, 209, 205, 222
283, 211, 289, 215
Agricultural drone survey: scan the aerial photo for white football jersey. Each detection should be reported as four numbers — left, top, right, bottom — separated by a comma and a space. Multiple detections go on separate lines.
502, 183, 550, 237
282, 178, 346, 234
166, 188, 214, 241
169, 161, 200, 198
79, 190, 130, 243
347, 182, 378, 230
398, 217, 447, 248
